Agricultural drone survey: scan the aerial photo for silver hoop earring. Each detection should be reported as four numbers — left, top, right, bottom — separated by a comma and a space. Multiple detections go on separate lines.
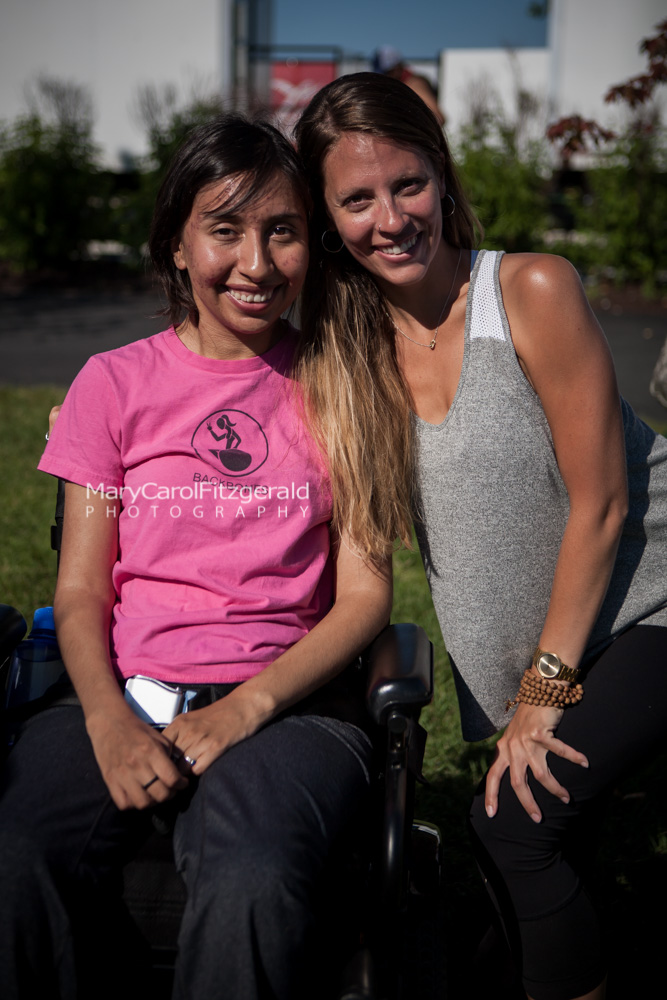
443, 193, 456, 219
321, 229, 345, 253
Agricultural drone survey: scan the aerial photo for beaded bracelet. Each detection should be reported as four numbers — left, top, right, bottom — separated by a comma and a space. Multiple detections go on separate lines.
505, 669, 584, 712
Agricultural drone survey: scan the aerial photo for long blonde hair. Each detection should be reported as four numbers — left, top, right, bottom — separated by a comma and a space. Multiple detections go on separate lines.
294, 73, 482, 563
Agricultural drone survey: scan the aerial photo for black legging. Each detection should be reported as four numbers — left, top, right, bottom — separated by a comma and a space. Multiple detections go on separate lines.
468, 624, 667, 1000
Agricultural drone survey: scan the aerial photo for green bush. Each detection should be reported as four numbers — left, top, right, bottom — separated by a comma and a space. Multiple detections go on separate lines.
115, 86, 226, 255
457, 140, 551, 253
0, 79, 108, 273
545, 19, 667, 293
575, 121, 667, 292
0, 78, 227, 274
454, 84, 554, 254
1, 70, 664, 296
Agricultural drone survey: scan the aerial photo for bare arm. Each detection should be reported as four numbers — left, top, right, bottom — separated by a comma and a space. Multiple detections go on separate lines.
485, 254, 628, 821
54, 482, 187, 811
163, 538, 393, 775
48, 405, 62, 435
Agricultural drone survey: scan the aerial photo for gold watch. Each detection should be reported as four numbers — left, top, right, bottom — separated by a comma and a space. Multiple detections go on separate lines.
532, 647, 580, 683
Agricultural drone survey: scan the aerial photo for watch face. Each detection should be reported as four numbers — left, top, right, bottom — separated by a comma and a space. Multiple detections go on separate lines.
537, 652, 561, 678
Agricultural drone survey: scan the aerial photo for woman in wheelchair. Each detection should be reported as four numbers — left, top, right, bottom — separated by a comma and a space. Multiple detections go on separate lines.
0, 115, 391, 1000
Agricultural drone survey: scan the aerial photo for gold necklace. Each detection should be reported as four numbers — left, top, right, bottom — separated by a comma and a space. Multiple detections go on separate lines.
393, 248, 463, 350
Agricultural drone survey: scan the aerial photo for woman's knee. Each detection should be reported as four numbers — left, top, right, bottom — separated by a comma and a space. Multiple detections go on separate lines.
0, 831, 42, 892
0, 830, 70, 940
469, 777, 587, 924
468, 777, 522, 869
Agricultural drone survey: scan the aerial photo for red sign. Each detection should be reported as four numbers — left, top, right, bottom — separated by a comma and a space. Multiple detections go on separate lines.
271, 61, 337, 129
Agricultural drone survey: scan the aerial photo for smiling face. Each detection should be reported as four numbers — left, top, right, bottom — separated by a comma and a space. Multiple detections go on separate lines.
322, 133, 446, 295
173, 170, 309, 358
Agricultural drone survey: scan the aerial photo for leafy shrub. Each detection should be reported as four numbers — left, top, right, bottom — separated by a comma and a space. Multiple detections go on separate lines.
453, 73, 553, 253
546, 19, 667, 292
456, 136, 551, 253
0, 79, 107, 273
571, 118, 667, 291
114, 85, 226, 255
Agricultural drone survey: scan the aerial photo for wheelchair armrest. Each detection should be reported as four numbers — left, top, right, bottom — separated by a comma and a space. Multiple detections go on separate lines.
0, 605, 27, 666
364, 623, 433, 728
51, 478, 65, 562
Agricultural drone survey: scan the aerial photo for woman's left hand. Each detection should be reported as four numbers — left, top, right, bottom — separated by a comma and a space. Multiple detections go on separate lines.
163, 690, 263, 776
484, 703, 589, 823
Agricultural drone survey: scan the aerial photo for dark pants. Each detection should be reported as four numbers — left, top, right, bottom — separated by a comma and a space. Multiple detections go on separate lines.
468, 624, 667, 1000
0, 679, 374, 1000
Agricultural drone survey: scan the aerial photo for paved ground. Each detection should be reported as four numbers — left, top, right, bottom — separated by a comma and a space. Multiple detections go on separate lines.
1, 287, 666, 424
0, 289, 165, 388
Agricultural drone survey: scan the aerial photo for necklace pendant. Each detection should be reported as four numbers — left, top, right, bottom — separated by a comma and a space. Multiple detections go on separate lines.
429, 339, 436, 350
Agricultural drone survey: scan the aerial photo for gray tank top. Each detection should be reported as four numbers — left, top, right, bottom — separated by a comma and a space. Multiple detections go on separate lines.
415, 249, 667, 741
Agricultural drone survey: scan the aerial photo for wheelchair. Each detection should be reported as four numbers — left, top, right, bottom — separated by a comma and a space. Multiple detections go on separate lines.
0, 481, 443, 1000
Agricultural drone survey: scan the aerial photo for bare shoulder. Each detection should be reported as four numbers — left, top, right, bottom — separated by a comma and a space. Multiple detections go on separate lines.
500, 252, 601, 343
497, 252, 613, 387
499, 252, 587, 315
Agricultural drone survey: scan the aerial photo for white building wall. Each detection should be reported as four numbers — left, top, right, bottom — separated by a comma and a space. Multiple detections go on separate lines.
0, 0, 230, 169
439, 0, 665, 142
439, 48, 550, 140
1, 0, 663, 167
549, 0, 665, 127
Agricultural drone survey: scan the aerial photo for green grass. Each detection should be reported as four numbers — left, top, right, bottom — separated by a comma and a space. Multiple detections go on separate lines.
1, 386, 666, 998
390, 462, 667, 998
0, 385, 67, 615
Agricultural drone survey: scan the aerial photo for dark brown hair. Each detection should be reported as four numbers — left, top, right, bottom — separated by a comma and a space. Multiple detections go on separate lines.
149, 112, 310, 328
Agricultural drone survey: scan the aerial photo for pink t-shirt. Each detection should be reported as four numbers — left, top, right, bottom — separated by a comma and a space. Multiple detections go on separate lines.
39, 328, 333, 684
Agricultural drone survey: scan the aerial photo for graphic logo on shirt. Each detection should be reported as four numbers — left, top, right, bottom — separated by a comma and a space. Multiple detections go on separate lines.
191, 409, 269, 477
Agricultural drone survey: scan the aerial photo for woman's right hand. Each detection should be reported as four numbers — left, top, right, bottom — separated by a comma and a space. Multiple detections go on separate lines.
85, 706, 189, 811
53, 483, 189, 812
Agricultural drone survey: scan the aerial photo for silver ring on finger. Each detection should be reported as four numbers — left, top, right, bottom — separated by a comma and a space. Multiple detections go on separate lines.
184, 755, 196, 767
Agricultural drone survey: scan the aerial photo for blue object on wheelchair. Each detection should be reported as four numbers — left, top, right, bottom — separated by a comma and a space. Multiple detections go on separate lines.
4, 606, 67, 710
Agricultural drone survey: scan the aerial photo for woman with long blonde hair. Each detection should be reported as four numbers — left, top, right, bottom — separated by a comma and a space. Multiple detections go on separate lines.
295, 73, 667, 1000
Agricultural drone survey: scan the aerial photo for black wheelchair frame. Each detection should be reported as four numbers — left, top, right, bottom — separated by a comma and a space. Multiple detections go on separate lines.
0, 480, 443, 1000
